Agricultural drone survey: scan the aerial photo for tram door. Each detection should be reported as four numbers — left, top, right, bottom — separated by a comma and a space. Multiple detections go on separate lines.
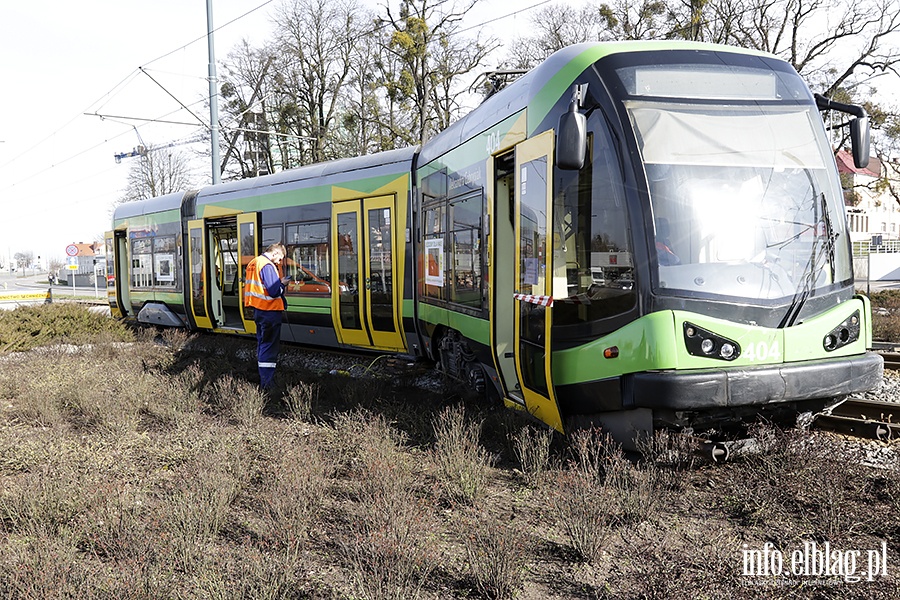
331, 196, 406, 351
186, 213, 260, 332
491, 131, 564, 432
104, 229, 131, 318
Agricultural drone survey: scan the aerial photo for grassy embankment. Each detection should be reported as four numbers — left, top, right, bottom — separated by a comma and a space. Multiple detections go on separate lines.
0, 303, 899, 599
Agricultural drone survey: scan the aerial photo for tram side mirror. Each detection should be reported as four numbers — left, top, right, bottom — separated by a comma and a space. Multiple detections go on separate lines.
850, 115, 870, 169
556, 102, 587, 170
814, 93, 870, 169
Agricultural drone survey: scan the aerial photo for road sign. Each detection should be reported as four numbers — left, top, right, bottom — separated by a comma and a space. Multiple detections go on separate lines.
65, 244, 78, 257
66, 265, 79, 271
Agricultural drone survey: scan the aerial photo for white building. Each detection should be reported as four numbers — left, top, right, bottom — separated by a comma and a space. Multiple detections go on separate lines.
839, 149, 900, 244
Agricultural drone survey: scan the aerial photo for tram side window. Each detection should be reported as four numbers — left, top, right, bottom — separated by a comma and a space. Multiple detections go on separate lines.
553, 113, 636, 329
423, 202, 446, 300
131, 238, 153, 288
152, 236, 177, 288
449, 193, 484, 308
262, 225, 282, 248
284, 220, 331, 295
130, 235, 177, 290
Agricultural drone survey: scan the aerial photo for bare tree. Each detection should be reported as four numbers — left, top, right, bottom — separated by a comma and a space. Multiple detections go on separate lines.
271, 0, 364, 165
219, 40, 277, 179
13, 251, 34, 272
505, 2, 668, 69
118, 149, 195, 204
382, 0, 496, 145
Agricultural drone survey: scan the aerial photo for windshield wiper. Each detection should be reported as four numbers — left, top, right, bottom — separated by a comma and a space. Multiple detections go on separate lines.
778, 193, 837, 328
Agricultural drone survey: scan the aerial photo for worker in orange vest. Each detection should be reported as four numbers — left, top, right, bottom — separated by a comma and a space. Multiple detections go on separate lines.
244, 243, 290, 390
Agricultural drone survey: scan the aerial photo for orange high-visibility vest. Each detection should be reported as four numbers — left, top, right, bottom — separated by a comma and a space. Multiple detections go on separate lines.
244, 255, 284, 311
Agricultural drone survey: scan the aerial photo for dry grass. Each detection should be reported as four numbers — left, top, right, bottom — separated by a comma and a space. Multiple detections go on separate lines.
1, 304, 899, 599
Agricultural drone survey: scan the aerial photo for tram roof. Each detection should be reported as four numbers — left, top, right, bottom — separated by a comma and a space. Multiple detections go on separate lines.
113, 191, 185, 221
418, 41, 774, 166
196, 146, 417, 206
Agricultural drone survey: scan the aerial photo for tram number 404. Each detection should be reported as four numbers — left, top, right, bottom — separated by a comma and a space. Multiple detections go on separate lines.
742, 341, 781, 362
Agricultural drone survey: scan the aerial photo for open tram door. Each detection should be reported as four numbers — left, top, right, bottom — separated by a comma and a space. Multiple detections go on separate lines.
104, 229, 131, 318
186, 212, 260, 333
331, 195, 406, 352
490, 131, 565, 432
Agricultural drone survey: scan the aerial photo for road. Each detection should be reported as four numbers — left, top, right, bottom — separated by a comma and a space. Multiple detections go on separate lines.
0, 269, 107, 301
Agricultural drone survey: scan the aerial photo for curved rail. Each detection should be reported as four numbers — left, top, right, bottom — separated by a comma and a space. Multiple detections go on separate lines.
880, 351, 900, 371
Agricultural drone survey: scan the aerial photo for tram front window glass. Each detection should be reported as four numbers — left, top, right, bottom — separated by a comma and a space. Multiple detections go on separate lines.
553, 112, 636, 328
626, 99, 849, 301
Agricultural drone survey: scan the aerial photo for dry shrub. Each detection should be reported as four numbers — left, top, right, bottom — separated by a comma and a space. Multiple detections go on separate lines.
872, 311, 900, 342
78, 483, 153, 563
158, 327, 193, 353
159, 435, 249, 571
635, 429, 697, 474
0, 533, 89, 599
718, 423, 871, 541
342, 485, 437, 600
331, 409, 437, 600
0, 464, 91, 536
552, 428, 668, 562
550, 467, 613, 563
196, 547, 307, 600
331, 408, 408, 477
462, 513, 531, 600
284, 381, 318, 421
262, 433, 333, 551
511, 424, 554, 487
431, 404, 494, 505
205, 373, 266, 425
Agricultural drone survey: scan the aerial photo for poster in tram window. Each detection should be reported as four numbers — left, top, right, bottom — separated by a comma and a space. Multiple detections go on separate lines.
425, 237, 444, 287
155, 253, 175, 282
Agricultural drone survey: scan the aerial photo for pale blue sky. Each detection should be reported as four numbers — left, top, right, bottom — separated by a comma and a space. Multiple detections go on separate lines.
0, 0, 542, 267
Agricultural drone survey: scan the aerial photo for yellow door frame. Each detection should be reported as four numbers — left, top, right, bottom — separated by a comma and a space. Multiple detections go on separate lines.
331, 195, 406, 351
187, 219, 213, 330
513, 130, 564, 432
237, 212, 259, 334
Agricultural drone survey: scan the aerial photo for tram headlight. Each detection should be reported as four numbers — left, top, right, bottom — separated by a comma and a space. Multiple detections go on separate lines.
683, 322, 741, 362
822, 310, 861, 352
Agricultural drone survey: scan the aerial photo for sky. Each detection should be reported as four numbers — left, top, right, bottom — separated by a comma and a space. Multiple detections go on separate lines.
0, 1, 897, 269
0, 0, 550, 269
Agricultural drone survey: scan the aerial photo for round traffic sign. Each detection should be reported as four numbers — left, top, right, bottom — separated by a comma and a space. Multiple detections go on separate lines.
65, 244, 78, 257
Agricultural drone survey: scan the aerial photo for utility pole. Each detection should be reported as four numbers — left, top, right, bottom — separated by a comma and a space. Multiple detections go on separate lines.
207, 0, 221, 184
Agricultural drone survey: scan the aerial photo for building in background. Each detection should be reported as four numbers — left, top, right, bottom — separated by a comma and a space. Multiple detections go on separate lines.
839, 150, 900, 281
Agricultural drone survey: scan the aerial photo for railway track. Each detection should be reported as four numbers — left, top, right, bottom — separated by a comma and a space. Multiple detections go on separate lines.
810, 349, 900, 440
881, 351, 900, 371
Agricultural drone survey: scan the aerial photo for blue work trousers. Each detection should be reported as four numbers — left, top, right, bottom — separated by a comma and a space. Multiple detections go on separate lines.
255, 309, 283, 390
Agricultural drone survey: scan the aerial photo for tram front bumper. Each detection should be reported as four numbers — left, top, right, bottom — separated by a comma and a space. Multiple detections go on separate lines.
629, 351, 884, 410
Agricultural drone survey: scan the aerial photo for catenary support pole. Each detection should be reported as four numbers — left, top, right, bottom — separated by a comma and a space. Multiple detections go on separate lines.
207, 0, 221, 184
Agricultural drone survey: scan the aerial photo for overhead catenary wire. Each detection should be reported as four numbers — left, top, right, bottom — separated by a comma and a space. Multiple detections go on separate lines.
0, 0, 555, 196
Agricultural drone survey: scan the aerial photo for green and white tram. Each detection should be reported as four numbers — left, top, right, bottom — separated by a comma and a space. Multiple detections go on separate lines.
108, 41, 882, 441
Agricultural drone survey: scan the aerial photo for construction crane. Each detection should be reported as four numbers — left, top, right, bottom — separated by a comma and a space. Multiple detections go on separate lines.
113, 128, 205, 164
114, 145, 147, 163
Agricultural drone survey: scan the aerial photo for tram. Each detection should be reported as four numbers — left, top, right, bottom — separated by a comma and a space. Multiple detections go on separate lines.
107, 41, 883, 440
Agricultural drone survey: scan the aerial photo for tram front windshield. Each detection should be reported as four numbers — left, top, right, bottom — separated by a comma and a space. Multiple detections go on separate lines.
619, 61, 850, 302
